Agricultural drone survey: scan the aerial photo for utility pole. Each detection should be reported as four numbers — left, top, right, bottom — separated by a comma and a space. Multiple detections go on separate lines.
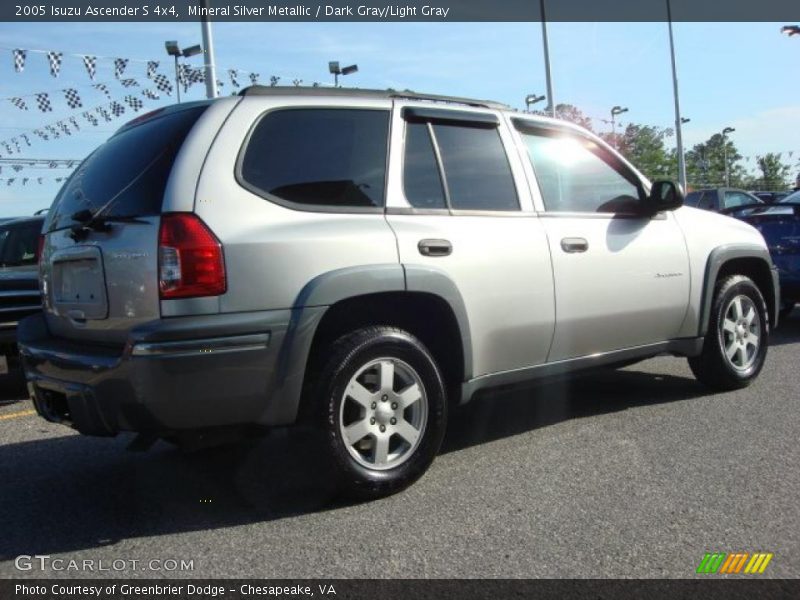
200, 0, 218, 99
540, 0, 555, 117
667, 0, 687, 191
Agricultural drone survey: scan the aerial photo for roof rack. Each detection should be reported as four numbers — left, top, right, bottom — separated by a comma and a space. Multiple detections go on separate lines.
238, 85, 509, 110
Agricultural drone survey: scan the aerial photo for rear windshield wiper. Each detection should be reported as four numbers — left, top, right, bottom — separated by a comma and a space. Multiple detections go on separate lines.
69, 210, 149, 241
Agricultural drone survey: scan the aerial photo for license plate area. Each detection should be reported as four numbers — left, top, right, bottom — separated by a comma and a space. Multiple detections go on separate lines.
51, 246, 108, 320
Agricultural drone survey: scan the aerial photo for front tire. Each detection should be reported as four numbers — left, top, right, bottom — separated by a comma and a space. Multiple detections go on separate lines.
689, 274, 769, 390
312, 326, 447, 499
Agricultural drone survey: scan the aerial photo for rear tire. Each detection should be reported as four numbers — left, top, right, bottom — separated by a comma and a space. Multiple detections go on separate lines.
310, 326, 447, 499
689, 275, 769, 391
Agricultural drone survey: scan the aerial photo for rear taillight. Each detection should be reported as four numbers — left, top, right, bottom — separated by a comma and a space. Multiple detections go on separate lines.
158, 213, 226, 299
36, 234, 45, 265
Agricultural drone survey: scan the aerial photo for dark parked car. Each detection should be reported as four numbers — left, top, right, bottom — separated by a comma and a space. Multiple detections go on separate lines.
685, 187, 764, 212
723, 190, 800, 318
0, 216, 44, 377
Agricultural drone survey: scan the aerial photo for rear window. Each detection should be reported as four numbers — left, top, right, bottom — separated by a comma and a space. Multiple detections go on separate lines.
48, 105, 207, 232
239, 108, 389, 209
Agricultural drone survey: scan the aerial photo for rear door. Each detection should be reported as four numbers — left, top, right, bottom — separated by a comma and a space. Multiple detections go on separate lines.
40, 104, 213, 344
385, 102, 555, 378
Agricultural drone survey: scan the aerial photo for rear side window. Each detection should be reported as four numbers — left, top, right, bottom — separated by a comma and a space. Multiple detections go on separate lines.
240, 109, 389, 209
48, 105, 207, 232
401, 119, 518, 212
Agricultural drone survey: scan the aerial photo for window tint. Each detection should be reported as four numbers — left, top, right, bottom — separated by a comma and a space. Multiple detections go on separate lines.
520, 129, 642, 213
431, 123, 518, 211
0, 219, 43, 267
241, 109, 389, 209
403, 122, 446, 209
49, 105, 207, 232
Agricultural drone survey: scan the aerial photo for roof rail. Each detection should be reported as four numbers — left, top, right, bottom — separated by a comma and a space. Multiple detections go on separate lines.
238, 85, 508, 110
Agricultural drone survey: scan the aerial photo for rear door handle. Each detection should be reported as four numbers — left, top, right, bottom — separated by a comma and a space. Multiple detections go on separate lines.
560, 237, 589, 253
418, 239, 452, 257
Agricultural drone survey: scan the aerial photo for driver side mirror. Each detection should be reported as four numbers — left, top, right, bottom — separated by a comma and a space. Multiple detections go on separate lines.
644, 180, 684, 215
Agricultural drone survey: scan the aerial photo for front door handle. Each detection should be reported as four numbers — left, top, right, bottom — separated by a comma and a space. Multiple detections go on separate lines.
418, 239, 452, 257
561, 237, 589, 253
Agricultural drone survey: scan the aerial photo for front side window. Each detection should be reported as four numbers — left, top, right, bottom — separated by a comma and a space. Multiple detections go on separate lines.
519, 127, 643, 213
240, 108, 389, 209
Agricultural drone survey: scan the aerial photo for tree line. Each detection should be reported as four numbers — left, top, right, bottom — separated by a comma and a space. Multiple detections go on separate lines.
539, 104, 797, 191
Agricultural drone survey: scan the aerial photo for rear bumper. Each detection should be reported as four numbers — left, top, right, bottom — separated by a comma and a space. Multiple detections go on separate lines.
18, 310, 296, 436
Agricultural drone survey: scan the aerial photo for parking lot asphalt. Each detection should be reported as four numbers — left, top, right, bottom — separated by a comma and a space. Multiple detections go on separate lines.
1, 314, 798, 579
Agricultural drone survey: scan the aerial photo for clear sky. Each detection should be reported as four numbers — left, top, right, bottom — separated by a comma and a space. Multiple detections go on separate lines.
0, 20, 798, 216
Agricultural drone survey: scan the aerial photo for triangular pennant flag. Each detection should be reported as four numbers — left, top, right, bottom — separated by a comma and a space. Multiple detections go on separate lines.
21, 134, 30, 147
10, 97, 28, 111
12, 49, 26, 72
249, 72, 259, 85
228, 69, 240, 88
146, 60, 159, 79
82, 55, 97, 80
63, 88, 83, 109
153, 73, 172, 95
270, 76, 280, 87
46, 51, 63, 77
109, 101, 125, 117
35, 93, 52, 112
92, 83, 111, 99
114, 58, 129, 79
124, 95, 143, 111
141, 88, 160, 100
120, 78, 139, 88
69, 116, 80, 131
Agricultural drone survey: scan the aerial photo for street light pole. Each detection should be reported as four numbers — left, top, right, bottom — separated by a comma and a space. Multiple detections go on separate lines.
200, 0, 218, 99
722, 126, 735, 186
525, 94, 545, 113
540, 0, 555, 117
173, 54, 181, 103
667, 0, 687, 191
610, 106, 628, 150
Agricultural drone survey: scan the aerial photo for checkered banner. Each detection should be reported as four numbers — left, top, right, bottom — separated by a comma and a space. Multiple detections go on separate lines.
249, 72, 259, 85
82, 55, 97, 80
58, 121, 71, 136
146, 60, 159, 79
114, 58, 128, 79
82, 111, 99, 126
63, 88, 83, 109
124, 95, 143, 111
228, 69, 240, 88
45, 125, 59, 139
12, 49, 26, 72
69, 117, 80, 131
10, 97, 28, 111
33, 129, 48, 141
120, 78, 139, 88
35, 93, 52, 112
46, 51, 63, 77
141, 88, 160, 100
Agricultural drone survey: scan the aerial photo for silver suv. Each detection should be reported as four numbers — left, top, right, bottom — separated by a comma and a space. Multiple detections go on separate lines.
20, 87, 779, 498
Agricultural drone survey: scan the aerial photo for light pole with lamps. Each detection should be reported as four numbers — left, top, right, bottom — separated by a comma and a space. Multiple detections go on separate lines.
780, 25, 800, 36
165, 41, 203, 103
525, 94, 546, 113
667, 0, 688, 192
539, 0, 555, 117
610, 105, 628, 149
328, 61, 358, 87
721, 126, 735, 186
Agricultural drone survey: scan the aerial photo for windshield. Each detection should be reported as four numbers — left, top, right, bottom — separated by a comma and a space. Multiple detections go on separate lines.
47, 105, 208, 232
0, 219, 43, 267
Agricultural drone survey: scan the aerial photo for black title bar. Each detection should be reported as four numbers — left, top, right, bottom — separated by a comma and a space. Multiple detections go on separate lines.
2, 0, 800, 22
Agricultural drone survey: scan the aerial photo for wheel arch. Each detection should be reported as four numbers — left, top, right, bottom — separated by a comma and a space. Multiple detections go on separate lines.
699, 244, 780, 336
261, 264, 473, 426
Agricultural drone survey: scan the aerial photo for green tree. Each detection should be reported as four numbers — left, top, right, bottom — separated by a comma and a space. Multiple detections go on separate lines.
754, 153, 791, 191
604, 124, 676, 181
685, 133, 745, 189
553, 103, 594, 132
